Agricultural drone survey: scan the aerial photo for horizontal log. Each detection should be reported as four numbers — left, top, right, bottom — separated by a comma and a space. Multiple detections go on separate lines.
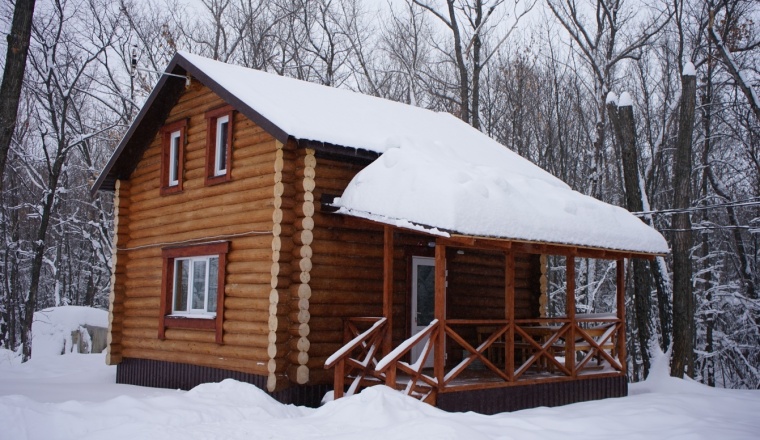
307, 303, 382, 318
308, 264, 384, 282
307, 290, 382, 305
310, 227, 383, 245
223, 320, 270, 334
121, 316, 159, 329
124, 222, 274, 250
227, 247, 275, 263
222, 332, 272, 348
223, 309, 268, 322
123, 307, 161, 318
130, 164, 278, 206
129, 208, 274, 240
119, 348, 268, 376
226, 283, 270, 299
122, 297, 160, 310
310, 238, 384, 258
122, 336, 270, 360
309, 253, 382, 269
227, 272, 272, 285
308, 277, 383, 293
225, 297, 269, 311
118, 285, 160, 299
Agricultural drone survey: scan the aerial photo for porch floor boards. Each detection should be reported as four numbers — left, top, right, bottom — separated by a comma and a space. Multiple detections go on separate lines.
356, 363, 621, 394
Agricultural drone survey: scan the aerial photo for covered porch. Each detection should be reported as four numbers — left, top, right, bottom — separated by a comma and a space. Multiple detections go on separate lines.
325, 225, 645, 411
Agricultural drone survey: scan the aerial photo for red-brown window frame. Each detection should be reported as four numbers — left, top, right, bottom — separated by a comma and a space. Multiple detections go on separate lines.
159, 241, 229, 344
204, 105, 234, 186
160, 119, 188, 195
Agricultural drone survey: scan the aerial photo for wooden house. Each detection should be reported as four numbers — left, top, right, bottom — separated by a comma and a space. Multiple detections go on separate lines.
92, 52, 668, 414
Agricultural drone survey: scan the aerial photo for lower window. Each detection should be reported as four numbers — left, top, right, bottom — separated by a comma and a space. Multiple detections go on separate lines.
173, 256, 219, 315
159, 242, 229, 343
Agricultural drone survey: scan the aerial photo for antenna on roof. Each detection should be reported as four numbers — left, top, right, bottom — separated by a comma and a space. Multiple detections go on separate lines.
129, 45, 191, 88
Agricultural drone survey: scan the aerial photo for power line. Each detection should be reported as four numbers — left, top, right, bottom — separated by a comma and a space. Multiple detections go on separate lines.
632, 197, 760, 217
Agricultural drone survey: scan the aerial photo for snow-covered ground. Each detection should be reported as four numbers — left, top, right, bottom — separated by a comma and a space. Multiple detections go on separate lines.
1, 307, 759, 439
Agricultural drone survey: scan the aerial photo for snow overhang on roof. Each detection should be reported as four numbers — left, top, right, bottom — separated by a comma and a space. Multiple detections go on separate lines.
92, 51, 668, 255
335, 133, 670, 256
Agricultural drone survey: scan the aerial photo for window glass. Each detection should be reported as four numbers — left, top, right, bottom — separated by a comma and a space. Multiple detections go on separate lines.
169, 130, 181, 185
215, 116, 229, 175
191, 260, 207, 310
208, 257, 218, 312
172, 256, 219, 315
173, 259, 190, 312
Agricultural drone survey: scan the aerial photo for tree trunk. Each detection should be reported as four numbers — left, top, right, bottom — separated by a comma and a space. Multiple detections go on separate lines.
607, 94, 655, 378
0, 0, 37, 192
21, 151, 67, 361
671, 66, 697, 378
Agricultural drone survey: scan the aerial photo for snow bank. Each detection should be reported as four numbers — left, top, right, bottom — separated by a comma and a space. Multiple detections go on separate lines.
32, 306, 108, 357
2, 352, 760, 440
0, 348, 20, 366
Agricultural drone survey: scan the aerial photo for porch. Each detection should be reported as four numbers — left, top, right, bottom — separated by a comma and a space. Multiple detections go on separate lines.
324, 225, 640, 411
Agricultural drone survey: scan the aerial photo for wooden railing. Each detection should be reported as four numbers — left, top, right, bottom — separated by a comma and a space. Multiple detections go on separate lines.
324, 317, 387, 399
326, 314, 623, 401
375, 319, 439, 403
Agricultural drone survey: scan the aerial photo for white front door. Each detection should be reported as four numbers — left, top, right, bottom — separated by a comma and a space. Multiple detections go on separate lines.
411, 256, 436, 368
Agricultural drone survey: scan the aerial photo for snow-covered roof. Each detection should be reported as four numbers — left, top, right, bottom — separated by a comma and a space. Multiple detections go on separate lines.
95, 52, 668, 255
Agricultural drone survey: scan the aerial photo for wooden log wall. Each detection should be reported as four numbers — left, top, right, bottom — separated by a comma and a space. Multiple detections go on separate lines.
268, 140, 298, 391
106, 179, 130, 365
287, 145, 316, 385
304, 157, 386, 385
111, 82, 285, 383
446, 249, 541, 321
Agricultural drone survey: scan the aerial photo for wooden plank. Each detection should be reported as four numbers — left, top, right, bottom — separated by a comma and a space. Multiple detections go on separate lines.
566, 257, 576, 376
383, 226, 394, 356
616, 259, 627, 375
505, 250, 515, 381
434, 241, 446, 388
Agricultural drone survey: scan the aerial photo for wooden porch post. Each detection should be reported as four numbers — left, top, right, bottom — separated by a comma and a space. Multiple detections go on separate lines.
383, 226, 394, 357
616, 259, 628, 374
505, 250, 515, 381
434, 242, 446, 387
565, 257, 576, 376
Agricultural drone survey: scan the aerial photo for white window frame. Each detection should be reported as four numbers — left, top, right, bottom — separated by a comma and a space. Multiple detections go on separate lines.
214, 115, 229, 176
168, 130, 181, 186
172, 255, 219, 316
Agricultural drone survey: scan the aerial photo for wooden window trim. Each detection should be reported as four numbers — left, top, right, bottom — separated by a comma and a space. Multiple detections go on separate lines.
204, 105, 234, 186
160, 119, 188, 195
159, 241, 229, 343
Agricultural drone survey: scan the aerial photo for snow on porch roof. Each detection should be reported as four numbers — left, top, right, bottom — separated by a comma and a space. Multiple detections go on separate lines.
100, 52, 669, 255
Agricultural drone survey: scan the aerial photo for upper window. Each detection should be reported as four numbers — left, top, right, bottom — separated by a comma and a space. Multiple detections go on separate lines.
205, 106, 234, 185
159, 242, 229, 343
160, 119, 187, 195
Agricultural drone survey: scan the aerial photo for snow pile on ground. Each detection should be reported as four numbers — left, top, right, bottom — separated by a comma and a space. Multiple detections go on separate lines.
31, 306, 108, 356
0, 348, 20, 366
1, 352, 759, 440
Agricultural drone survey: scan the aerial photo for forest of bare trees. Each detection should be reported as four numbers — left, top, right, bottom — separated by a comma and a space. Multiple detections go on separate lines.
0, 0, 757, 388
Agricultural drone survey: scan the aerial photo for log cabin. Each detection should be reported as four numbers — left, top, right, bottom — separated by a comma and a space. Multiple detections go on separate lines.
92, 51, 669, 414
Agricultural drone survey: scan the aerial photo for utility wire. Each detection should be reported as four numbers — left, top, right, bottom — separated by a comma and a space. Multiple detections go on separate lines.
632, 197, 760, 216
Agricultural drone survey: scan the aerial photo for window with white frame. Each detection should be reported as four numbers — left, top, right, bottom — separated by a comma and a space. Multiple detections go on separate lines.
160, 119, 186, 195
172, 255, 219, 315
205, 105, 234, 185
169, 130, 181, 186
214, 115, 229, 176
160, 241, 228, 343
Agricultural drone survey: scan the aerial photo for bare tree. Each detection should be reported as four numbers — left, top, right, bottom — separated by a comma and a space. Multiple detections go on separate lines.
0, 0, 37, 193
